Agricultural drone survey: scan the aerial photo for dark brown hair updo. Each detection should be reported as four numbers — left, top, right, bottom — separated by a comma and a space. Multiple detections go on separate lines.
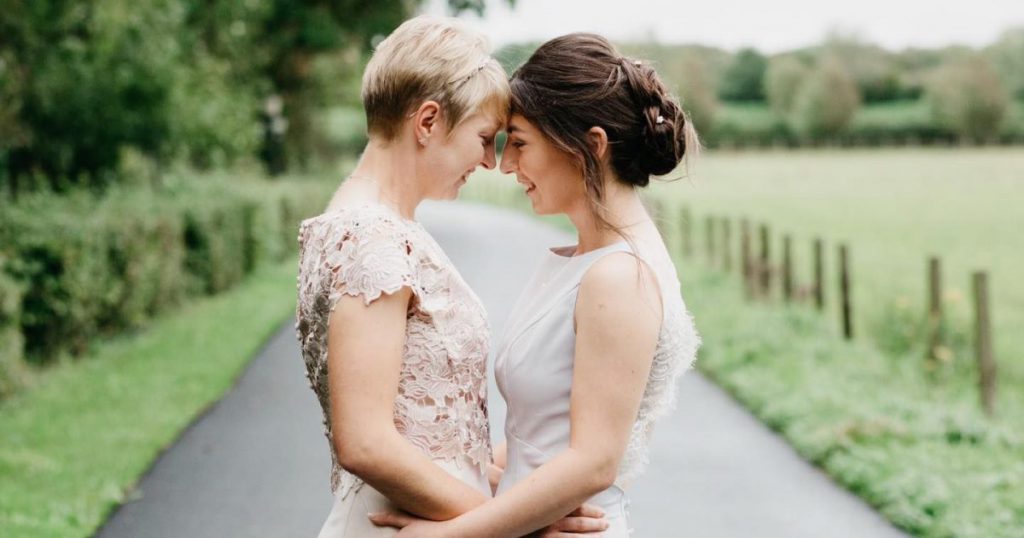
509, 33, 699, 214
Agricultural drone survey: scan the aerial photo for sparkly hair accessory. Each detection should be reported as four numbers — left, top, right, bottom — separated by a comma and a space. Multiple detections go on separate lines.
656, 115, 665, 124
448, 58, 492, 85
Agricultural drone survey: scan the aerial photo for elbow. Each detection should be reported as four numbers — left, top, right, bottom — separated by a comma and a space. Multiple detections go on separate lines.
334, 427, 388, 477
579, 452, 621, 495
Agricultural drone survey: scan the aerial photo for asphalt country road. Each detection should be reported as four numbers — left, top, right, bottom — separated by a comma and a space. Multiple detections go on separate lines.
96, 200, 908, 538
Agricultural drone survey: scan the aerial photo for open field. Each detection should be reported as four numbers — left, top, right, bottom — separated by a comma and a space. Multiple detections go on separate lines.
652, 147, 1023, 407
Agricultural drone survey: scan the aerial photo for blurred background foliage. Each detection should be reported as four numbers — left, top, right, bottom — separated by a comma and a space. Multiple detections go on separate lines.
0, 1, 1021, 380
0, 0, 496, 196
607, 27, 1024, 148
0, 0, 501, 391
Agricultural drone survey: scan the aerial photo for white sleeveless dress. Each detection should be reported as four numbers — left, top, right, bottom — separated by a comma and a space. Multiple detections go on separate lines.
495, 239, 700, 536
295, 203, 492, 537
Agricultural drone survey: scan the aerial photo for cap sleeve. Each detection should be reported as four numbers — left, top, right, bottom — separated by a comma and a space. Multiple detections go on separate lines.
319, 210, 419, 309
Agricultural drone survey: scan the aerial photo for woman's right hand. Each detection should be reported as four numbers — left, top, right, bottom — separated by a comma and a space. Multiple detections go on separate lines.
537, 504, 609, 536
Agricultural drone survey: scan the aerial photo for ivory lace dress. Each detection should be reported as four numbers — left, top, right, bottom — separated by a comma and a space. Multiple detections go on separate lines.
494, 238, 700, 536
295, 203, 492, 537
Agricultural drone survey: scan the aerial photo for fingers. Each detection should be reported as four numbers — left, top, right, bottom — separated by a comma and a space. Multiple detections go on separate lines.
569, 503, 605, 519
367, 511, 414, 529
547, 516, 610, 534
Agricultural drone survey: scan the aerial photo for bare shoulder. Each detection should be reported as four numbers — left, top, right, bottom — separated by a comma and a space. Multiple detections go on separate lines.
579, 252, 659, 301
577, 252, 661, 328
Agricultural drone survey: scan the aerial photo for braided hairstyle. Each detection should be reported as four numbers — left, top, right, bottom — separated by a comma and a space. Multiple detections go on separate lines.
509, 33, 699, 227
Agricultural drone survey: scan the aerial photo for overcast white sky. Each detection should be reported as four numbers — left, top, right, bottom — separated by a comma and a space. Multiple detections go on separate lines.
422, 0, 1024, 52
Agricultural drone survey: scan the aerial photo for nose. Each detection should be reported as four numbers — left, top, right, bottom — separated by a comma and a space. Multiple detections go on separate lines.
500, 145, 517, 174
481, 142, 497, 170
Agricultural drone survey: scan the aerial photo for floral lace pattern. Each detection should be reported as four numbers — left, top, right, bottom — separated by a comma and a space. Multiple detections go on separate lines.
617, 248, 701, 487
295, 204, 491, 498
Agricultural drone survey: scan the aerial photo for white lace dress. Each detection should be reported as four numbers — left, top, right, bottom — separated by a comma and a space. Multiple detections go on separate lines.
295, 203, 492, 537
494, 239, 700, 536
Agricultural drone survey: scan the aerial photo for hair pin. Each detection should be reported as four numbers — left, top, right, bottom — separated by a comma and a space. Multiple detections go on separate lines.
656, 115, 665, 124
447, 58, 492, 85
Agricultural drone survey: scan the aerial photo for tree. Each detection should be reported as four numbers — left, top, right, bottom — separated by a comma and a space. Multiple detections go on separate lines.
790, 56, 861, 140
986, 27, 1024, 100
718, 48, 767, 102
764, 55, 810, 117
820, 32, 904, 103
675, 56, 718, 137
0, 0, 505, 194
926, 55, 1009, 142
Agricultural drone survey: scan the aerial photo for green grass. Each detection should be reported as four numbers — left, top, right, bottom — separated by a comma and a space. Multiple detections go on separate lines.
0, 260, 300, 538
655, 147, 1024, 408
462, 146, 1024, 537
681, 269, 1023, 537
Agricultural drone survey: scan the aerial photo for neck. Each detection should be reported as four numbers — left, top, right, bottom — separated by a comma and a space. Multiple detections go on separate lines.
566, 179, 649, 254
348, 137, 424, 219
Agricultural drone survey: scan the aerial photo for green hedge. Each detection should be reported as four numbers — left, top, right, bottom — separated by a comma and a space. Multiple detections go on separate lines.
0, 256, 25, 397
706, 100, 1024, 148
0, 174, 334, 376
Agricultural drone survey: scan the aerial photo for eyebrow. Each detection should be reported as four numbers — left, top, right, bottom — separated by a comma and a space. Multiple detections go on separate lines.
507, 124, 522, 134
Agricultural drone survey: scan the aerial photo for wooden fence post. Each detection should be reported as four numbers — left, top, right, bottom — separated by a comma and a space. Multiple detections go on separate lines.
839, 244, 853, 340
973, 271, 996, 416
814, 238, 825, 310
706, 216, 717, 266
741, 219, 753, 300
926, 256, 943, 361
759, 224, 771, 297
782, 235, 793, 302
721, 218, 732, 272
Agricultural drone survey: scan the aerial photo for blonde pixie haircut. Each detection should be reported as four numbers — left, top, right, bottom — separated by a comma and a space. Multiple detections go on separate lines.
362, 15, 511, 140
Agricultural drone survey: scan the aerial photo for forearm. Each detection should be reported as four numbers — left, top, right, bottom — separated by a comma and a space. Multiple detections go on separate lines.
447, 447, 611, 537
344, 429, 490, 521
488, 440, 507, 495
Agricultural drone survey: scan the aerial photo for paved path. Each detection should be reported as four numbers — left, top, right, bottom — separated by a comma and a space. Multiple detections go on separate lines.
97, 201, 908, 537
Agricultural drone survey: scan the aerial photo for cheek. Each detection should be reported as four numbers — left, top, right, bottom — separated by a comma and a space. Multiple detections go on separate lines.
454, 137, 483, 169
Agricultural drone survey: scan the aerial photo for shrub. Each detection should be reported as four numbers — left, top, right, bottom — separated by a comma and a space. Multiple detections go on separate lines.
676, 57, 719, 138
926, 55, 1010, 142
0, 174, 335, 368
765, 56, 810, 117
718, 48, 767, 102
790, 57, 862, 140
0, 255, 25, 397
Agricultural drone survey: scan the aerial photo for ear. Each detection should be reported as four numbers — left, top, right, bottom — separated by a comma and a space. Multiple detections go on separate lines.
413, 100, 442, 145
586, 126, 609, 161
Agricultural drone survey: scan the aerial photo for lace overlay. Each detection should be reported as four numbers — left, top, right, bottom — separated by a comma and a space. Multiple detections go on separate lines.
616, 249, 701, 487
295, 204, 491, 498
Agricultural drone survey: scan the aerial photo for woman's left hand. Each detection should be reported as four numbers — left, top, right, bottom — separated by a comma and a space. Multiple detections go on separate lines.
368, 512, 450, 537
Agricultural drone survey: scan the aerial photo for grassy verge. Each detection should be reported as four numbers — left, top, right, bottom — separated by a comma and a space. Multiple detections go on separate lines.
680, 268, 1023, 538
0, 259, 300, 538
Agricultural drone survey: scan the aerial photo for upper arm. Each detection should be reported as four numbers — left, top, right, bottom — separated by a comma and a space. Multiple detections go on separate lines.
319, 216, 418, 446
327, 288, 412, 441
568, 253, 662, 466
